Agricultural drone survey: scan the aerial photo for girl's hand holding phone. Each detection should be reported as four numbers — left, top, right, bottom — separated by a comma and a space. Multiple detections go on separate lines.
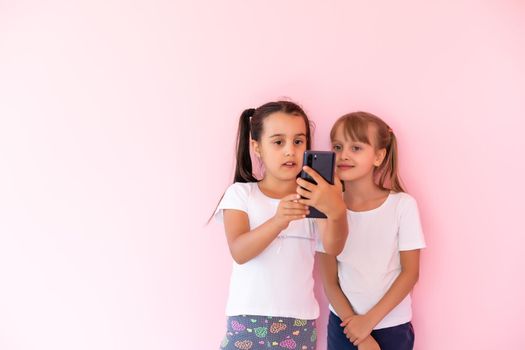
296, 166, 345, 219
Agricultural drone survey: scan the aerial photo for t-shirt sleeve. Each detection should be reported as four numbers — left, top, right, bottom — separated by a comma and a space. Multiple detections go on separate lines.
398, 195, 426, 251
214, 183, 250, 223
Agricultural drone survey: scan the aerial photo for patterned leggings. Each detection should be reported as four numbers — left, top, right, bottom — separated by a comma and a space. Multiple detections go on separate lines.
220, 315, 317, 350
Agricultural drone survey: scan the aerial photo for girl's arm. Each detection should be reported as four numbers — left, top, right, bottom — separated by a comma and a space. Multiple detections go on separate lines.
318, 252, 381, 350
342, 249, 421, 345
320, 209, 348, 256
223, 193, 308, 264
297, 166, 348, 255
318, 252, 355, 319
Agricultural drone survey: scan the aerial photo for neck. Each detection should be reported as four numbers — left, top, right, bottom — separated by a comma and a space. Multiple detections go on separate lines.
343, 173, 386, 202
258, 175, 297, 198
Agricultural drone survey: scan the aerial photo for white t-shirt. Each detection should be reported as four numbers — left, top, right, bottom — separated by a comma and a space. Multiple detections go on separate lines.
215, 182, 320, 320
317, 192, 426, 329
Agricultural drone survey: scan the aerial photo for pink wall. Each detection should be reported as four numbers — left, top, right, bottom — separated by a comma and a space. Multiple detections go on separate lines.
1, 1, 524, 349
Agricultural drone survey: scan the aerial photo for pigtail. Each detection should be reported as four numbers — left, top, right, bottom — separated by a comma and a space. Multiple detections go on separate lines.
377, 131, 406, 193
207, 101, 311, 225
233, 108, 258, 183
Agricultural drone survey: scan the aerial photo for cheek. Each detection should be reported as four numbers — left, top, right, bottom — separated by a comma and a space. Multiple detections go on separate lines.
258, 142, 274, 156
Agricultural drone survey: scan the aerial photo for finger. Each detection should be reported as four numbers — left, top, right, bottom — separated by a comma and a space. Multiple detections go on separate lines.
286, 214, 307, 221
283, 208, 309, 216
296, 199, 314, 207
281, 193, 301, 202
302, 166, 326, 185
340, 319, 351, 327
296, 186, 313, 199
283, 202, 309, 210
296, 177, 316, 191
333, 173, 343, 191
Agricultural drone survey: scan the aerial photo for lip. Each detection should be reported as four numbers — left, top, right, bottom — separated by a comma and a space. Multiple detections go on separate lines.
281, 161, 297, 167
337, 164, 354, 169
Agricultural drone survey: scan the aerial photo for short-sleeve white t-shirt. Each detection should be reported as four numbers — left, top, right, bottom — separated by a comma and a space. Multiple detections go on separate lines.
317, 192, 426, 329
215, 182, 320, 320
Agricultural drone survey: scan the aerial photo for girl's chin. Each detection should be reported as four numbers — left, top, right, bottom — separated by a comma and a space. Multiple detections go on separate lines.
336, 172, 360, 182
336, 172, 352, 180
268, 171, 301, 181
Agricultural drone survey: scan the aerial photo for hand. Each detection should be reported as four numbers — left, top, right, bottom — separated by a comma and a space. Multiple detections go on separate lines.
296, 166, 345, 218
271, 193, 309, 230
341, 314, 375, 346
357, 336, 380, 350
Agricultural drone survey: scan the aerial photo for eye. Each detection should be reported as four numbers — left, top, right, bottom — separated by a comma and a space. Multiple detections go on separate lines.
351, 146, 361, 152
294, 139, 304, 145
273, 140, 283, 145
332, 144, 342, 152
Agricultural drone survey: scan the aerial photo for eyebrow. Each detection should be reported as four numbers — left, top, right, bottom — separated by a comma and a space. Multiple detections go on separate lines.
269, 133, 307, 138
332, 138, 364, 144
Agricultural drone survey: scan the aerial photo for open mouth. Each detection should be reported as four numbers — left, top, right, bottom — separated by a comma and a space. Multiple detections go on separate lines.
337, 164, 355, 170
282, 161, 297, 168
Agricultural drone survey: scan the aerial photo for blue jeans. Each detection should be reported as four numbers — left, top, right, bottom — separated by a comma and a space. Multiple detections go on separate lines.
327, 311, 414, 350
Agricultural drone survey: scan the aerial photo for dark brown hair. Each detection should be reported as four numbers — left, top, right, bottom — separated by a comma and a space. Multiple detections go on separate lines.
207, 101, 312, 224
330, 111, 405, 192
234, 101, 312, 183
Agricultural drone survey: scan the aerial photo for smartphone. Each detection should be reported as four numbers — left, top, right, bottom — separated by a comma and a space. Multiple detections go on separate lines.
299, 150, 336, 218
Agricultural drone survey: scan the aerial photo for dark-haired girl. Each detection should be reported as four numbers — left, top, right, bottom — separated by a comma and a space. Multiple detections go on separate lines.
214, 101, 348, 350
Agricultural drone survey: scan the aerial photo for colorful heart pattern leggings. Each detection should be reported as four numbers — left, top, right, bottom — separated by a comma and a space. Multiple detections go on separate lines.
220, 315, 317, 350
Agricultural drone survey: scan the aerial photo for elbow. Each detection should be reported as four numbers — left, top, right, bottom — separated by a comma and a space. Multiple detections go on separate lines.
413, 271, 420, 284
322, 281, 337, 297
409, 266, 420, 283
404, 269, 419, 285
228, 241, 250, 264
323, 240, 345, 256
230, 248, 251, 265
324, 246, 343, 256
231, 253, 249, 265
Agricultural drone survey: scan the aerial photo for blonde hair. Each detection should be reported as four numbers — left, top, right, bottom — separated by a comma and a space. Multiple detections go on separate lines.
330, 111, 405, 192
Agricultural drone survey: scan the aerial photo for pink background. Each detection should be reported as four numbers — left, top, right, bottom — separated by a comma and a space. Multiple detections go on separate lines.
1, 1, 524, 349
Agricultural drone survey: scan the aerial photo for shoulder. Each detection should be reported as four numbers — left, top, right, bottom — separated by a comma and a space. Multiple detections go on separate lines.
223, 182, 257, 202
391, 192, 426, 248
215, 182, 257, 221
224, 182, 256, 198
389, 192, 419, 214
390, 191, 417, 206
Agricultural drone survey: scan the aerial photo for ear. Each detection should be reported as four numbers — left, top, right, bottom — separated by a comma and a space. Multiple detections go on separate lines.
251, 139, 261, 158
374, 148, 387, 167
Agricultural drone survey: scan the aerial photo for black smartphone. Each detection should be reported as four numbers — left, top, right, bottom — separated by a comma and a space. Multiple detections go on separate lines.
299, 150, 336, 218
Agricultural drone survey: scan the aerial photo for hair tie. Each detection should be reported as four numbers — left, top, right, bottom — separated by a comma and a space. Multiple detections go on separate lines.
243, 108, 256, 120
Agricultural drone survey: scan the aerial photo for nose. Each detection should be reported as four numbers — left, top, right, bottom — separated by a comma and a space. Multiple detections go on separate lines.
285, 143, 295, 157
340, 147, 350, 160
